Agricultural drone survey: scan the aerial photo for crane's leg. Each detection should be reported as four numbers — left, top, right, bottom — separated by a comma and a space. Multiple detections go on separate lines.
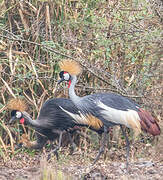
120, 125, 130, 171
48, 142, 59, 160
47, 131, 63, 161
67, 131, 76, 154
74, 129, 90, 141
92, 126, 108, 165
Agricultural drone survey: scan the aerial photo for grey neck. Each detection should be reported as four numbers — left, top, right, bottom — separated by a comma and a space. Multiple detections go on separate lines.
69, 75, 81, 105
22, 111, 41, 128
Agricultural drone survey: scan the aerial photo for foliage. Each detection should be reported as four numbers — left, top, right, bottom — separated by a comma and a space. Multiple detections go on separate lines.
0, 0, 162, 161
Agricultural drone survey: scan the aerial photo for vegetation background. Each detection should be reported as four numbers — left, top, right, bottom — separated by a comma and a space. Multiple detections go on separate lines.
0, 0, 162, 179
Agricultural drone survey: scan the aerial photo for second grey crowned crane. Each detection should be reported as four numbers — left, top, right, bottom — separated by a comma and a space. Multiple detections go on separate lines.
8, 97, 85, 159
8, 97, 106, 160
58, 59, 161, 169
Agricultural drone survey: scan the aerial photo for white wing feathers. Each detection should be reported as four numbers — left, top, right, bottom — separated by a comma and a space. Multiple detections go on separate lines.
97, 101, 141, 135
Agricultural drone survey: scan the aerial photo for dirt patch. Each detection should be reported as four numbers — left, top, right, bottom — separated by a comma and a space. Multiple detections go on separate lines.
0, 144, 162, 180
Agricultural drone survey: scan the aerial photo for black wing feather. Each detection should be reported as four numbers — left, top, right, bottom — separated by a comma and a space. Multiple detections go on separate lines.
38, 98, 81, 130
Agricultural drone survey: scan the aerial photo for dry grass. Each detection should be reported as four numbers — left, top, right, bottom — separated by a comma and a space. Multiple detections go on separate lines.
0, 0, 162, 171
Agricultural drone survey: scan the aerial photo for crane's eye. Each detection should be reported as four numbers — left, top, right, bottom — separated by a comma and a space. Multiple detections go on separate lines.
63, 72, 70, 81
16, 111, 22, 119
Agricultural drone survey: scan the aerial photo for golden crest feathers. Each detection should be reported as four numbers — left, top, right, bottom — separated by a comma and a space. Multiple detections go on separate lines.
7, 98, 27, 112
59, 59, 82, 75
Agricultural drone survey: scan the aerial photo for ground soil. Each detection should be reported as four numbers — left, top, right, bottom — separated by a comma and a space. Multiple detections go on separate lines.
0, 142, 163, 180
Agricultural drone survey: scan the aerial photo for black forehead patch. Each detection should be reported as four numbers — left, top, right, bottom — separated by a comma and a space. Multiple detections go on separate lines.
11, 110, 17, 117
59, 71, 64, 78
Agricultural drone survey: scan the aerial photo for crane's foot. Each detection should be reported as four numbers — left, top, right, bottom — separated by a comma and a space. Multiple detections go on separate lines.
67, 131, 76, 155
92, 147, 104, 165
69, 142, 76, 155
47, 147, 59, 161
47, 131, 63, 161
54, 150, 59, 160
125, 160, 129, 173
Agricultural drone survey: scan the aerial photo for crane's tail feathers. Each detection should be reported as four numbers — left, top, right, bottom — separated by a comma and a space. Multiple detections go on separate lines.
138, 108, 161, 136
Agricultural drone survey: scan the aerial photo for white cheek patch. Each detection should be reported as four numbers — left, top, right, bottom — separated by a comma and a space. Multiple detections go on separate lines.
16, 111, 22, 118
63, 73, 70, 81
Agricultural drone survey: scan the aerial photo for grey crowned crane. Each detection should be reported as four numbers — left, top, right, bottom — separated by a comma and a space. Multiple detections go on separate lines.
58, 59, 161, 169
8, 97, 84, 159
8, 97, 105, 160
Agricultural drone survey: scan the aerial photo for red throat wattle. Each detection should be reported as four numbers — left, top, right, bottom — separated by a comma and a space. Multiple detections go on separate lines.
20, 118, 25, 124
68, 80, 71, 88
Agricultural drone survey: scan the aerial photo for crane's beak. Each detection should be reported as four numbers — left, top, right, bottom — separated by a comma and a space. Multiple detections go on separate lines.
9, 116, 17, 124
58, 77, 64, 84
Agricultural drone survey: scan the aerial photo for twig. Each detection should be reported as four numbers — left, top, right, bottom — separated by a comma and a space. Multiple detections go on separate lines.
1, 78, 16, 98
75, 85, 143, 98
119, 8, 146, 11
